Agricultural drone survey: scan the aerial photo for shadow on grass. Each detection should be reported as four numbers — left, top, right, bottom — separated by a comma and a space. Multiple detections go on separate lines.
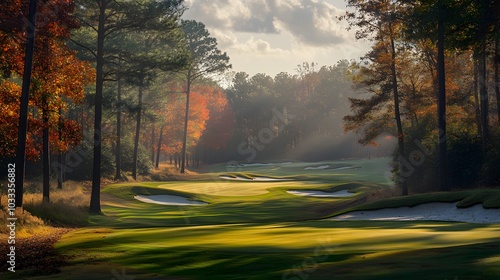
314, 240, 500, 280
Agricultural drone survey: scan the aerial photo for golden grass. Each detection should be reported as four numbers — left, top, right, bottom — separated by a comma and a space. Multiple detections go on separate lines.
0, 206, 49, 237
24, 182, 90, 227
0, 181, 90, 238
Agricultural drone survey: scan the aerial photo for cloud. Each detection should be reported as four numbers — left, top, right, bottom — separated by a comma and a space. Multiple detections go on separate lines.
274, 0, 347, 46
233, 37, 290, 55
184, 0, 278, 33
210, 29, 239, 49
184, 0, 349, 47
209, 29, 289, 55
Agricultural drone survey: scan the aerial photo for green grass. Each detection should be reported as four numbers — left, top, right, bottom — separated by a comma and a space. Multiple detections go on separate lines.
93, 180, 374, 227
3, 158, 500, 280
9, 221, 500, 279
203, 158, 394, 184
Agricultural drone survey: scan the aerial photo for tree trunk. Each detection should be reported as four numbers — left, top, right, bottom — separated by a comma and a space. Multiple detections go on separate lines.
473, 54, 482, 135
15, 0, 37, 207
57, 108, 63, 189
155, 126, 163, 169
389, 24, 407, 196
151, 122, 155, 163
132, 84, 143, 180
437, 12, 448, 191
115, 77, 122, 180
196, 146, 200, 167
42, 98, 50, 203
180, 71, 192, 173
90, 1, 107, 214
480, 39, 489, 144
495, 33, 500, 127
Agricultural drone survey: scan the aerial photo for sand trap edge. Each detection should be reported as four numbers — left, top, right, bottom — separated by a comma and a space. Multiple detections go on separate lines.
134, 194, 207, 206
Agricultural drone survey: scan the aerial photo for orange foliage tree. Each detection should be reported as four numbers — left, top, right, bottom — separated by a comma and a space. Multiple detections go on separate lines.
155, 83, 233, 165
0, 0, 94, 159
198, 85, 234, 150
159, 90, 209, 156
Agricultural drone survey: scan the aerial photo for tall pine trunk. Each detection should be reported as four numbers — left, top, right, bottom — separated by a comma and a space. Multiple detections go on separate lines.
132, 84, 143, 180
155, 126, 163, 169
90, 0, 108, 214
437, 11, 448, 191
57, 108, 63, 189
495, 33, 500, 127
42, 97, 50, 203
15, 0, 37, 207
473, 54, 482, 135
151, 123, 155, 163
42, 41, 50, 202
180, 71, 192, 173
389, 24, 407, 196
480, 39, 489, 144
115, 77, 122, 180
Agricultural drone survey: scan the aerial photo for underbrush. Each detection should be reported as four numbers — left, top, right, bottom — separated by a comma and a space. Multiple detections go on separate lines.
0, 181, 90, 236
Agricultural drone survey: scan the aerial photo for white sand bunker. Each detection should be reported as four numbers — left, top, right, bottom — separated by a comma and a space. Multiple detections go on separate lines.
219, 175, 252, 181
134, 195, 207, 206
304, 165, 356, 171
226, 162, 293, 167
252, 176, 293, 182
305, 165, 329, 170
287, 190, 355, 198
331, 202, 500, 224
332, 166, 356, 170
219, 175, 293, 182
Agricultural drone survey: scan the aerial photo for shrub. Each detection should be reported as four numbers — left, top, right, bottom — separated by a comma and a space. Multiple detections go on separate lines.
482, 132, 500, 186
64, 140, 115, 180
119, 135, 152, 174
392, 128, 497, 192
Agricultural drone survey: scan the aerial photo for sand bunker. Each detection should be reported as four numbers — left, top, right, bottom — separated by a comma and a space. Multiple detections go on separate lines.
219, 175, 293, 182
304, 165, 330, 170
287, 190, 355, 198
304, 165, 356, 171
331, 166, 356, 170
219, 175, 252, 181
331, 202, 500, 224
227, 162, 293, 167
134, 195, 207, 206
252, 176, 293, 182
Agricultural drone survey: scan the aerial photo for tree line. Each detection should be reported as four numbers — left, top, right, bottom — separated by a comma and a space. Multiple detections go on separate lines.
3, 0, 499, 214
1, 0, 231, 212
343, 0, 500, 194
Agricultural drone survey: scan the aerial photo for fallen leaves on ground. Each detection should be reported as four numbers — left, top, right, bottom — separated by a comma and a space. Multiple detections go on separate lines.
0, 228, 72, 275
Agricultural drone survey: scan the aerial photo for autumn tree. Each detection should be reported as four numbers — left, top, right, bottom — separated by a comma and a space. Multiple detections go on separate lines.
402, 0, 498, 190
198, 84, 234, 162
179, 20, 231, 173
1, 0, 93, 206
342, 0, 409, 195
31, 38, 94, 202
157, 83, 211, 164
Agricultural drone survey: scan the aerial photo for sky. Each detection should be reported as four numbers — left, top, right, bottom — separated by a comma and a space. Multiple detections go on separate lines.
182, 0, 371, 77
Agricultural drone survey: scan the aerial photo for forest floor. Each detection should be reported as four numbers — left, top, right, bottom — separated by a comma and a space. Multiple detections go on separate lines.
1, 158, 500, 279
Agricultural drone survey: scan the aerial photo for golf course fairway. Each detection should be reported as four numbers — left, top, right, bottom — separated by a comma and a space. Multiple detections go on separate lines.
3, 159, 500, 280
